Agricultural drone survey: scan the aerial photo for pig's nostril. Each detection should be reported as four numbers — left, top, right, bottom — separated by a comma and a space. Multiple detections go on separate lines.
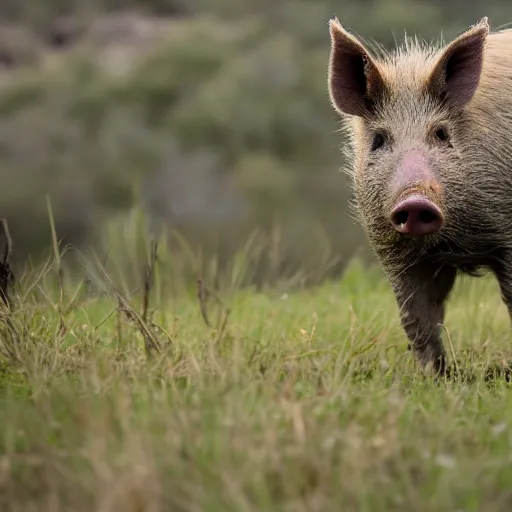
419, 209, 440, 224
392, 210, 409, 226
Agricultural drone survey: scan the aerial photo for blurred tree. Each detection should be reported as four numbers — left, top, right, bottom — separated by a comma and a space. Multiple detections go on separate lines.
0, 0, 509, 283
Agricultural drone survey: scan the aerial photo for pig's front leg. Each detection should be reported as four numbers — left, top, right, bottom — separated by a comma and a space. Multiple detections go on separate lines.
492, 258, 512, 325
387, 263, 457, 374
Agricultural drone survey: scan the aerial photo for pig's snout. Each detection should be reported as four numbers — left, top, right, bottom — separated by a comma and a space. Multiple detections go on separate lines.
390, 195, 443, 236
389, 150, 444, 236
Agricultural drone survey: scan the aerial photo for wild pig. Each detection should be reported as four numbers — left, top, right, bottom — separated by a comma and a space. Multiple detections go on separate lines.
327, 17, 512, 374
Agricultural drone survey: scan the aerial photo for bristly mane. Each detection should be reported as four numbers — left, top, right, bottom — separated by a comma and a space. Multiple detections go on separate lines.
346, 28, 446, 64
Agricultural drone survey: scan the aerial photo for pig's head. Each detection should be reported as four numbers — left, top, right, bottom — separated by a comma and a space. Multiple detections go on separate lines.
327, 18, 490, 262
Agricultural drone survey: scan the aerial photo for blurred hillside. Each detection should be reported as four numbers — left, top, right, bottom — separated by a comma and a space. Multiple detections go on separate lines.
0, 0, 510, 284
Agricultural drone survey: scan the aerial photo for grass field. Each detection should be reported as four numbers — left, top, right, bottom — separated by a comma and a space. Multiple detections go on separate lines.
1, 248, 512, 512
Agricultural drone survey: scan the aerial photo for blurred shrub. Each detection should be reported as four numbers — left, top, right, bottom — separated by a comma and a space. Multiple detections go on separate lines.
1, 0, 512, 284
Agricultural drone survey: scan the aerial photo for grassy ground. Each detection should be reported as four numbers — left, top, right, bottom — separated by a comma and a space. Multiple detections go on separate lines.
1, 253, 512, 511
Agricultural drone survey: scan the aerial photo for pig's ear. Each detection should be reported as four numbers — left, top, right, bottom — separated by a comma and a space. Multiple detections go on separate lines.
328, 18, 387, 117
426, 17, 490, 108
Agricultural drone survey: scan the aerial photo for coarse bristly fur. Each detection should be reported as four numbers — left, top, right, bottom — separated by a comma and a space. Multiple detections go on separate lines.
327, 17, 512, 374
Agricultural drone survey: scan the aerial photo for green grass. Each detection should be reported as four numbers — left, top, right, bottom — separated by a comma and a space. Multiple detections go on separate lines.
1, 256, 512, 511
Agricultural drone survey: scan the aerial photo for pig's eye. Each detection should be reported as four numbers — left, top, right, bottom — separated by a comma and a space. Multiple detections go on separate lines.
435, 126, 449, 142
371, 132, 386, 151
